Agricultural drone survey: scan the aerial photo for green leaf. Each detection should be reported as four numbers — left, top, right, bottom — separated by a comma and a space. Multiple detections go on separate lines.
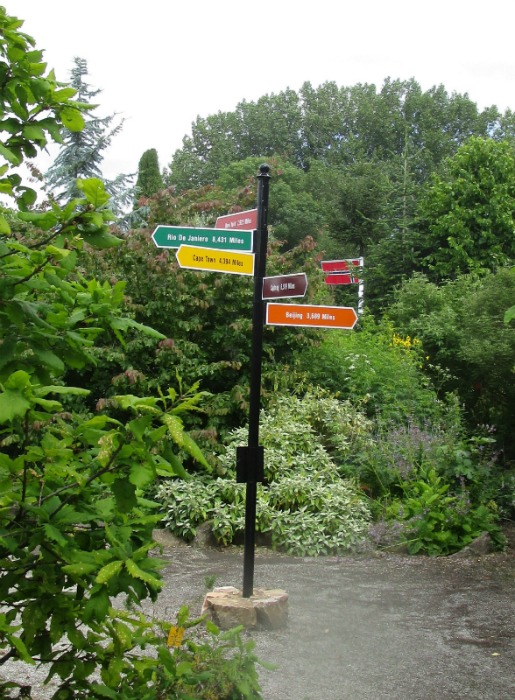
111, 317, 165, 339
504, 306, 515, 324
95, 559, 123, 584
83, 588, 110, 622
127, 415, 153, 440
8, 634, 35, 664
89, 684, 118, 699
82, 229, 123, 250
62, 562, 98, 576
59, 106, 85, 132
0, 143, 22, 165
111, 478, 137, 513
129, 462, 155, 489
125, 558, 162, 588
22, 124, 45, 140
0, 390, 31, 421
37, 349, 65, 372
17, 210, 59, 230
182, 432, 210, 470
0, 214, 11, 233
163, 414, 185, 446
43, 524, 68, 546
76, 178, 110, 207
36, 385, 90, 397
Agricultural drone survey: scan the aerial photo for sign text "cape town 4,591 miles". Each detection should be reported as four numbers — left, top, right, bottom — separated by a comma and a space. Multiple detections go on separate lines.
176, 245, 255, 276
152, 225, 253, 252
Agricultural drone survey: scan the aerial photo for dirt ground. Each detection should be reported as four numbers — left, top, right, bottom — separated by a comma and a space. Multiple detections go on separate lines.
4, 527, 514, 699
153, 532, 515, 700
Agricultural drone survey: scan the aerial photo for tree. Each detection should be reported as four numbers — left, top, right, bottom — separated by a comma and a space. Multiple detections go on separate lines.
416, 137, 515, 280
387, 270, 515, 461
135, 147, 163, 200
0, 11, 260, 697
44, 57, 135, 218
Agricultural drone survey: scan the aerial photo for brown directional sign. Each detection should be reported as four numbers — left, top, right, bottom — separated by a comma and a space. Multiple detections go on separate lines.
262, 273, 308, 300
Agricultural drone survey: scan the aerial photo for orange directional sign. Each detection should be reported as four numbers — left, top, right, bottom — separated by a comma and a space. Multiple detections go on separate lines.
266, 303, 358, 329
176, 245, 255, 276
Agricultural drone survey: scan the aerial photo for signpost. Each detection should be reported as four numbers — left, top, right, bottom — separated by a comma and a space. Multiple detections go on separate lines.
266, 303, 358, 329
240, 167, 270, 598
262, 273, 307, 300
151, 170, 361, 601
176, 245, 255, 276
152, 225, 253, 252
215, 208, 258, 231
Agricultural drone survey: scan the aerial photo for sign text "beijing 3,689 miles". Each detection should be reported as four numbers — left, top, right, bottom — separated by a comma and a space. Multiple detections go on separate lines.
266, 303, 358, 329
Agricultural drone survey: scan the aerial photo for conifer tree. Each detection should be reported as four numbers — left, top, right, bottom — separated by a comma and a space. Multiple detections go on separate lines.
45, 57, 134, 218
135, 148, 164, 200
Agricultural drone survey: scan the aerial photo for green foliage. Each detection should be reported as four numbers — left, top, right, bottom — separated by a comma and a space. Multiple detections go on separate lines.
168, 79, 499, 192
158, 391, 372, 556
416, 137, 515, 279
76, 227, 329, 437
0, 7, 86, 222
0, 12, 263, 696
296, 316, 446, 424
44, 57, 135, 220
135, 148, 164, 200
363, 420, 508, 554
387, 269, 515, 460
385, 470, 503, 556
99, 607, 266, 700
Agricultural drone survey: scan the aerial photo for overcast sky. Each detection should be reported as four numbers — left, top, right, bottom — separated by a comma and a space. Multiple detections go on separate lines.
10, 0, 515, 182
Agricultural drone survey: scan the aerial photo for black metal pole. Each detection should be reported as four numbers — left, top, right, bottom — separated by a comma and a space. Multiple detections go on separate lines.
242, 164, 270, 598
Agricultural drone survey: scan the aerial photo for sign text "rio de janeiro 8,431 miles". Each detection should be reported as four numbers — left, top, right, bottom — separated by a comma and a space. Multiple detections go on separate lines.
152, 225, 253, 252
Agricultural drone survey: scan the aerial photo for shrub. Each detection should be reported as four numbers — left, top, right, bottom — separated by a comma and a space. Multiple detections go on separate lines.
296, 317, 449, 425
385, 470, 504, 556
157, 391, 372, 556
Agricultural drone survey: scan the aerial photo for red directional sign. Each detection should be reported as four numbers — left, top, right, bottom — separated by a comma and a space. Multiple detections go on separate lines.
321, 259, 360, 273
262, 273, 308, 300
321, 258, 361, 284
266, 303, 358, 329
215, 208, 258, 231
324, 273, 353, 285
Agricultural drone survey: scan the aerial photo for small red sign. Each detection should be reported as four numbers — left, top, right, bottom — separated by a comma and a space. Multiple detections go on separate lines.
321, 259, 360, 273
324, 274, 353, 285
215, 208, 257, 231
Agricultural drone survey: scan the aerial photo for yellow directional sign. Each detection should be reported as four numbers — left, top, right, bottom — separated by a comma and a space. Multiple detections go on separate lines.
176, 245, 255, 276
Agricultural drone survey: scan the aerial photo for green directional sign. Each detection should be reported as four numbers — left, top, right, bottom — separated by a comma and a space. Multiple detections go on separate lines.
152, 225, 253, 252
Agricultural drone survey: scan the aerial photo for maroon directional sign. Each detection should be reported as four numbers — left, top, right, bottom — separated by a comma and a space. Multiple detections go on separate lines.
215, 208, 258, 231
262, 273, 308, 300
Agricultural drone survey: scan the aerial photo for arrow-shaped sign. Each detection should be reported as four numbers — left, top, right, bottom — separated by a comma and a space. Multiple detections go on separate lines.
262, 273, 308, 300
176, 245, 255, 276
266, 303, 358, 329
152, 225, 253, 252
215, 208, 258, 231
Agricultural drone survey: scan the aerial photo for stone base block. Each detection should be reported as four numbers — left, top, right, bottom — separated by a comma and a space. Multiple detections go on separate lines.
201, 585, 288, 630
